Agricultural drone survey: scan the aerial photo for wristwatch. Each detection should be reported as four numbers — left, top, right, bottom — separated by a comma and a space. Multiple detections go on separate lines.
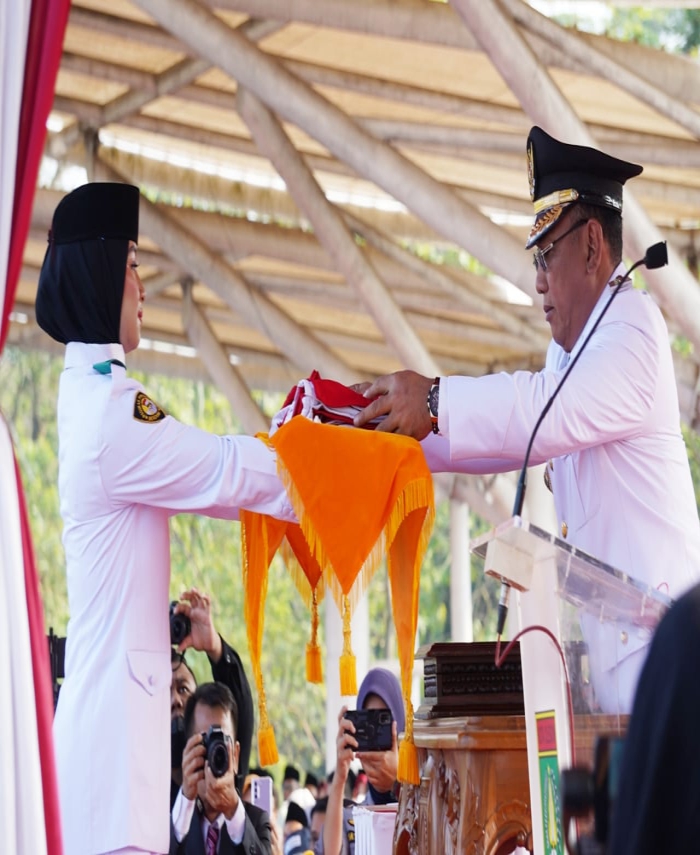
426, 376, 440, 435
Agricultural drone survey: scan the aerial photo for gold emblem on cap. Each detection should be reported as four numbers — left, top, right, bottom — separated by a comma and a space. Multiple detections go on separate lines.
561, 521, 568, 539
527, 141, 535, 200
527, 203, 568, 248
533, 188, 580, 214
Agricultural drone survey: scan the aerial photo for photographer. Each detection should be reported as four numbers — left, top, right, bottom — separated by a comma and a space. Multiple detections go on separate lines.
171, 682, 272, 855
171, 588, 254, 804
320, 668, 404, 855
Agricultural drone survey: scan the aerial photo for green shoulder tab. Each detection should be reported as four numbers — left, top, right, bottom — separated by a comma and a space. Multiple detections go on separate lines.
93, 359, 126, 375
133, 391, 166, 423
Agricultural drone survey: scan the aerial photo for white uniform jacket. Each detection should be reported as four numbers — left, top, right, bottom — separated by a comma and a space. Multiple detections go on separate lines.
53, 342, 295, 855
423, 266, 700, 693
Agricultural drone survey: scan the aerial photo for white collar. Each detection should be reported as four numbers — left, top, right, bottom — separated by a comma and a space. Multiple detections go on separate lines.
64, 342, 126, 369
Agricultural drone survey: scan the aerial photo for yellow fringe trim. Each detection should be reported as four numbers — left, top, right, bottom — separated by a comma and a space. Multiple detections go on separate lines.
283, 544, 325, 611
339, 652, 357, 696
257, 679, 279, 766
318, 475, 435, 615
398, 700, 419, 784
254, 431, 274, 449
306, 589, 323, 682
306, 641, 323, 683
258, 724, 279, 767
339, 596, 357, 694
398, 739, 419, 785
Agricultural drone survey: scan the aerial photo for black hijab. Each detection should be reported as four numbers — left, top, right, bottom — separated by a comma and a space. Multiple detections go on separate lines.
35, 182, 140, 345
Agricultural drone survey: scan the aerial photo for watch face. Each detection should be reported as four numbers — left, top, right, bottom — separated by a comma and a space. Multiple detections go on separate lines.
429, 385, 439, 418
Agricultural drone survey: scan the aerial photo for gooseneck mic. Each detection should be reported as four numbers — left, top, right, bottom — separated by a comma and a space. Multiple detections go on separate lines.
495, 242, 668, 637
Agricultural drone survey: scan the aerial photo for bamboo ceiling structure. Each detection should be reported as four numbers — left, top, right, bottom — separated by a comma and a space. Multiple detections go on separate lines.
10, 0, 700, 519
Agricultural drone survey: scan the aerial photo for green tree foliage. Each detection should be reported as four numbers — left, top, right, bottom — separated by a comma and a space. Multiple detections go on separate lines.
606, 8, 700, 55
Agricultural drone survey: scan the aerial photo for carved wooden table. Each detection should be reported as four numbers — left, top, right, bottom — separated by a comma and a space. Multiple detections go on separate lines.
394, 714, 532, 855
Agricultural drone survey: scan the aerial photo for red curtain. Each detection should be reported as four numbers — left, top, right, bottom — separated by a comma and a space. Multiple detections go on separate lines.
0, 0, 70, 351
2, 2, 70, 854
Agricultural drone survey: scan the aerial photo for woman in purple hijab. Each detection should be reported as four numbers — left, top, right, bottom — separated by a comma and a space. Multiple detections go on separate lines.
319, 667, 405, 854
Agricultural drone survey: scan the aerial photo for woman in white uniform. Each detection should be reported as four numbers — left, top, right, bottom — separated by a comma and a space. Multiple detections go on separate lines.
35, 182, 295, 855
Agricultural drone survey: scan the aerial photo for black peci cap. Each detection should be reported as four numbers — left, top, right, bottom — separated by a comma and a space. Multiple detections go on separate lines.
284, 764, 300, 782
285, 800, 309, 828
304, 771, 319, 789
49, 182, 140, 245
525, 126, 642, 249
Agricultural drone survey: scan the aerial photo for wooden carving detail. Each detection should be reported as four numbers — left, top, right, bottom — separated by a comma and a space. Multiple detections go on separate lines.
436, 757, 461, 855
392, 715, 533, 855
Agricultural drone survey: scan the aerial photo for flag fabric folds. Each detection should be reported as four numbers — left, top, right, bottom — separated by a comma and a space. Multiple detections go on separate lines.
241, 415, 434, 783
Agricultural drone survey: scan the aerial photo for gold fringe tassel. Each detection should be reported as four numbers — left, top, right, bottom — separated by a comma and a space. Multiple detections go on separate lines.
339, 595, 357, 695
257, 680, 279, 767
306, 589, 323, 683
397, 700, 419, 785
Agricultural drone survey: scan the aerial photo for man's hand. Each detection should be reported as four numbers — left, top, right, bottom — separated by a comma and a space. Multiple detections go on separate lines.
173, 587, 223, 662
203, 741, 239, 820
353, 370, 433, 439
357, 721, 399, 794
181, 732, 206, 801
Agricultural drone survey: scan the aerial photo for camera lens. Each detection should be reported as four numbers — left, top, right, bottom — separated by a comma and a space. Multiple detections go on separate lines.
209, 741, 229, 778
169, 601, 191, 646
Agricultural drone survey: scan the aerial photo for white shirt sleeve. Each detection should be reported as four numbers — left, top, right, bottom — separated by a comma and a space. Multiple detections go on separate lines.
98, 383, 296, 521
441, 315, 658, 467
224, 797, 247, 845
171, 788, 196, 843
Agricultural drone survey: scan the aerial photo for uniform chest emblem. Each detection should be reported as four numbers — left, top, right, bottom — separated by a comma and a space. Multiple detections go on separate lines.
133, 391, 166, 423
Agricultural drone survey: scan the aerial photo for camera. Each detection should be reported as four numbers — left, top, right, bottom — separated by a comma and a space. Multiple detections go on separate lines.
203, 724, 230, 778
345, 708, 393, 752
169, 600, 191, 646
561, 735, 625, 854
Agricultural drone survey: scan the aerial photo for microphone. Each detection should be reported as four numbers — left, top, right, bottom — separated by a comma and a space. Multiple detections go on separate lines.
495, 241, 668, 637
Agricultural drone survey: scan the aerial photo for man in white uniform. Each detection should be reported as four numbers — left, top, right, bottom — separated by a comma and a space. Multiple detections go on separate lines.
35, 183, 296, 855
355, 126, 700, 711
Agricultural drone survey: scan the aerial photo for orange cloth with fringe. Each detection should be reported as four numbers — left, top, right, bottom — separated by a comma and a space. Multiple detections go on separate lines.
240, 417, 434, 783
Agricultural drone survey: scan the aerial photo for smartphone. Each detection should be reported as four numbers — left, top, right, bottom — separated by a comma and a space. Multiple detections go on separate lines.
345, 708, 393, 752
251, 775, 273, 815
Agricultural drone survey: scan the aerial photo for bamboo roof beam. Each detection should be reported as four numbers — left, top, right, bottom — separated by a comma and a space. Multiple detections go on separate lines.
341, 210, 548, 348
238, 88, 441, 376
205, 0, 700, 100
182, 280, 269, 434
503, 0, 700, 140
451, 0, 700, 351
95, 156, 358, 383
134, 0, 539, 302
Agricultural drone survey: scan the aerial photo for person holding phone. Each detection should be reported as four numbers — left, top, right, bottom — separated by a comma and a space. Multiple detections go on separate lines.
320, 668, 405, 855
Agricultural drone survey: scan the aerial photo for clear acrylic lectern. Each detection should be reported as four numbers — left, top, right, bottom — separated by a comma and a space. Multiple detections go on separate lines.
471, 516, 671, 855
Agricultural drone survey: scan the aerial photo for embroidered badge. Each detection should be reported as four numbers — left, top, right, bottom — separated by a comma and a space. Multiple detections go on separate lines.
527, 203, 567, 247
133, 391, 166, 423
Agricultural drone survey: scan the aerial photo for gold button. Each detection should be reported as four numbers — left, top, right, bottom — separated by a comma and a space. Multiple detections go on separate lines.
561, 521, 568, 538
620, 631, 628, 645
